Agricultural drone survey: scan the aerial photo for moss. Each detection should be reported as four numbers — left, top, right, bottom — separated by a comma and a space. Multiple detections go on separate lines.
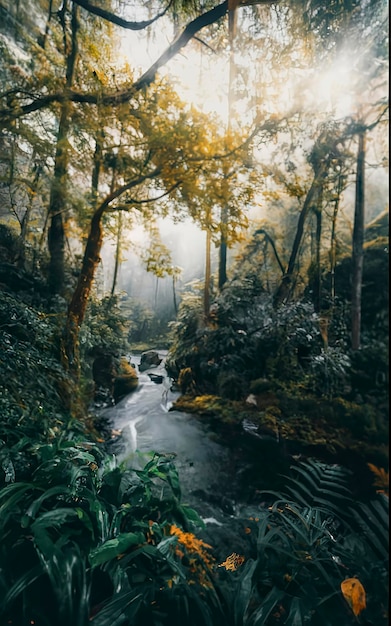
173, 385, 388, 469
249, 378, 273, 394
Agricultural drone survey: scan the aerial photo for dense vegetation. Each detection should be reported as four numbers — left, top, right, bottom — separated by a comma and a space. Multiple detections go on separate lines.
0, 0, 388, 624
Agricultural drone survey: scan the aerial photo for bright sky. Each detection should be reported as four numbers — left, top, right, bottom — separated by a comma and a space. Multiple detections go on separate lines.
119, 18, 231, 121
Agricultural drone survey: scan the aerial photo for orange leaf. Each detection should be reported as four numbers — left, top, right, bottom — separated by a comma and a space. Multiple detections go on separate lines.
341, 578, 366, 616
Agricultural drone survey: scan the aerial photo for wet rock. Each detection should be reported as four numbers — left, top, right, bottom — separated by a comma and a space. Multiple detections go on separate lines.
139, 350, 162, 372
148, 372, 164, 384
113, 357, 139, 403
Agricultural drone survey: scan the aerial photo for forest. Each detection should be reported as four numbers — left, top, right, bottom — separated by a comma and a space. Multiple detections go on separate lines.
0, 0, 388, 624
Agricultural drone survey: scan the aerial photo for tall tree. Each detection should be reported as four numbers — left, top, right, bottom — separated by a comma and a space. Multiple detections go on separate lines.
47, 2, 79, 294
351, 127, 366, 350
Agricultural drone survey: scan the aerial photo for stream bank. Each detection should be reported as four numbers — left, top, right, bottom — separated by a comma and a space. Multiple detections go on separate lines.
97, 351, 387, 560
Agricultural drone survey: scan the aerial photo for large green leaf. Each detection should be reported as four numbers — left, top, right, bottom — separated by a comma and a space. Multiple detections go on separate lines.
2, 564, 44, 607
233, 559, 257, 626
90, 591, 144, 626
89, 532, 145, 567
250, 587, 285, 626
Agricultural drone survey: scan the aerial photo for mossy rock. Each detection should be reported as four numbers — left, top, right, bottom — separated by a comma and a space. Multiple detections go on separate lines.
113, 357, 138, 402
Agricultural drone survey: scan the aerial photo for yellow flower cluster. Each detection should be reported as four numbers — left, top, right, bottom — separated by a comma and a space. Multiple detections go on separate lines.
169, 524, 215, 569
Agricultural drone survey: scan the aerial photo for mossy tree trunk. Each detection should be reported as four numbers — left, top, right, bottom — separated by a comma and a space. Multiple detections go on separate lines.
62, 169, 160, 379
47, 3, 79, 294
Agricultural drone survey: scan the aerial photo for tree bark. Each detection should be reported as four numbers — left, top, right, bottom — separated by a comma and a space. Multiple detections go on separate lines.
204, 228, 212, 317
312, 207, 322, 313
47, 103, 70, 293
62, 169, 160, 377
218, 204, 228, 290
351, 130, 366, 350
110, 211, 122, 297
273, 160, 327, 308
47, 3, 79, 294
62, 204, 105, 376
330, 172, 343, 305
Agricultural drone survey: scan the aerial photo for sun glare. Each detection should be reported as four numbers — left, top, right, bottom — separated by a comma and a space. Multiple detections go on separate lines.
311, 59, 355, 118
120, 26, 231, 123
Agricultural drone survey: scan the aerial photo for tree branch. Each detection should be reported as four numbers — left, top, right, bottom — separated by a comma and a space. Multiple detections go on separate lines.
110, 180, 182, 210
97, 167, 162, 216
0, 1, 228, 123
72, 0, 173, 30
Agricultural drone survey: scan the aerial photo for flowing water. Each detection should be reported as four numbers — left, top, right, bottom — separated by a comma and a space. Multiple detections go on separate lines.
99, 352, 296, 557
100, 353, 245, 518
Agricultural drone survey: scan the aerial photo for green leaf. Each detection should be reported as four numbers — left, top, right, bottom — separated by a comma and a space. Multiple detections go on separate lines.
90, 591, 144, 626
233, 559, 257, 626
284, 597, 304, 626
3, 564, 44, 607
89, 532, 145, 567
22, 485, 72, 526
250, 587, 285, 626
179, 504, 205, 528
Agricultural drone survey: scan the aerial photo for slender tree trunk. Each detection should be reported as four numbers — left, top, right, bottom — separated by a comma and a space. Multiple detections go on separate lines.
40, 0, 54, 49
16, 164, 42, 269
218, 13, 236, 290
330, 173, 342, 304
218, 204, 228, 290
312, 207, 322, 313
255, 228, 285, 275
273, 160, 327, 307
172, 274, 178, 315
111, 211, 122, 296
351, 130, 366, 350
204, 228, 212, 317
154, 276, 159, 309
47, 104, 70, 293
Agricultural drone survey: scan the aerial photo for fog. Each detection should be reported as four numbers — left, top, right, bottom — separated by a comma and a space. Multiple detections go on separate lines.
98, 217, 218, 319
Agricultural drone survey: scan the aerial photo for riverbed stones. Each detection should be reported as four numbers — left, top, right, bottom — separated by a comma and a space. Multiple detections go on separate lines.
139, 350, 162, 372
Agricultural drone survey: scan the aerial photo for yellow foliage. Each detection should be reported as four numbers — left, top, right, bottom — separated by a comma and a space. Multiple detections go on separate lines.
341, 578, 366, 616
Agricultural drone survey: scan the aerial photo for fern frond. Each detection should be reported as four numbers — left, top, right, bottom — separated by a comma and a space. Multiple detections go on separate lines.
367, 463, 389, 496
350, 495, 389, 561
282, 459, 353, 517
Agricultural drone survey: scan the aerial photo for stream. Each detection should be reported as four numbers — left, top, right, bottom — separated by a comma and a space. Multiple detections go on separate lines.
98, 351, 383, 561
98, 352, 288, 558
99, 351, 376, 561
101, 353, 248, 519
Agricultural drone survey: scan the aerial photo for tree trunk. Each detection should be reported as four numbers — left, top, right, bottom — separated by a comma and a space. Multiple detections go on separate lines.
351, 130, 366, 350
273, 160, 327, 307
218, 205, 228, 290
16, 163, 42, 269
172, 273, 178, 315
312, 207, 322, 313
47, 104, 70, 293
204, 228, 212, 317
218, 20, 235, 291
110, 211, 122, 296
62, 205, 105, 377
47, 3, 79, 294
330, 173, 343, 305
62, 169, 160, 378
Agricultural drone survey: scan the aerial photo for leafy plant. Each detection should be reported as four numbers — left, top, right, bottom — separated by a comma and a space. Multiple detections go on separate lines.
0, 430, 227, 626
226, 459, 389, 626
